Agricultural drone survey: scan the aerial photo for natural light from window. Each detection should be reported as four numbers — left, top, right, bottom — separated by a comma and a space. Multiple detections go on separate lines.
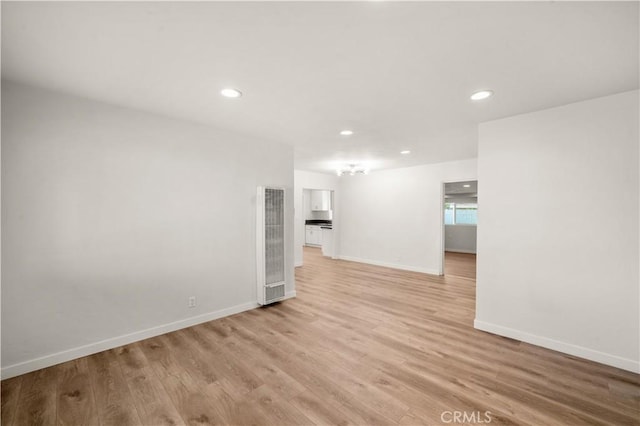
444, 203, 478, 225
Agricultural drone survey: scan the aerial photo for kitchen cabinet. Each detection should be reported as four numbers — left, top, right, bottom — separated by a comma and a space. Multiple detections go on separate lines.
305, 225, 322, 246
310, 190, 331, 211
321, 227, 334, 258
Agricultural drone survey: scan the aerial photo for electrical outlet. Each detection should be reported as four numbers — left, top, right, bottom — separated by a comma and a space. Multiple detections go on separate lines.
188, 296, 196, 308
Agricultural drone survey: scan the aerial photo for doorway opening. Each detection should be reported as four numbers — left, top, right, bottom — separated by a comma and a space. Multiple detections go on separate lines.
302, 188, 335, 265
441, 180, 477, 279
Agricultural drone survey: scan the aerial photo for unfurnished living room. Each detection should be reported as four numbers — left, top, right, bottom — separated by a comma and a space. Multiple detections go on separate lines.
1, 1, 639, 425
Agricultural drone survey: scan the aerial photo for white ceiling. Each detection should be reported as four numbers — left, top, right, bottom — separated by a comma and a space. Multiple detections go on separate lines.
2, 2, 638, 174
445, 181, 477, 196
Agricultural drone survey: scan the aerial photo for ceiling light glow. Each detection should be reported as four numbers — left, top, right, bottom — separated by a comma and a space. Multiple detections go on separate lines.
221, 88, 242, 98
400, 150, 411, 155
340, 130, 354, 136
337, 164, 368, 176
470, 90, 493, 101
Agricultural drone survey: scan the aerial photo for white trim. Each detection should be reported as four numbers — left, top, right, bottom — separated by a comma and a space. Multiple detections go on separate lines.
256, 186, 266, 305
1, 301, 259, 380
439, 181, 445, 275
444, 249, 477, 254
474, 319, 640, 373
295, 261, 303, 268
338, 255, 439, 275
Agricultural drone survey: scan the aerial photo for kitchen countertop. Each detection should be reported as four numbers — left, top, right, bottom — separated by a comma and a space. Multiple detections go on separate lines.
306, 220, 332, 226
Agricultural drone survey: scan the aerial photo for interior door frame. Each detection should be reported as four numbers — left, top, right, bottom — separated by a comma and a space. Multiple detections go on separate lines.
439, 178, 478, 276
300, 187, 336, 266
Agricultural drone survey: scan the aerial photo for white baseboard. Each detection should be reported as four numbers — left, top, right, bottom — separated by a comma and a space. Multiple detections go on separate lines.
445, 249, 477, 254
474, 319, 640, 373
295, 261, 303, 267
338, 255, 440, 276
2, 291, 300, 380
1, 300, 261, 380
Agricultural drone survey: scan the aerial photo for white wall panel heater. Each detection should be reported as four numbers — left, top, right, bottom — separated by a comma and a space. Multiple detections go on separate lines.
256, 186, 286, 305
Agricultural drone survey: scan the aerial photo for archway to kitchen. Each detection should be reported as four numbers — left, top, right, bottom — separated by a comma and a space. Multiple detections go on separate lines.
302, 188, 335, 264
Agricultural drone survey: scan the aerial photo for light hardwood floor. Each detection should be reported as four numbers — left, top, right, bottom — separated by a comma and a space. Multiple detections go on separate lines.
444, 251, 476, 280
2, 247, 639, 425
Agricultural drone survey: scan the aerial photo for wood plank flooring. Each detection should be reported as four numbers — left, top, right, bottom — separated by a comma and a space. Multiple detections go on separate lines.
2, 246, 639, 425
444, 251, 476, 280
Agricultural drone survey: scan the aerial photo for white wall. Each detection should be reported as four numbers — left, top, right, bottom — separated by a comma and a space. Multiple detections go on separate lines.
338, 159, 477, 274
1, 81, 295, 378
445, 195, 477, 253
445, 225, 477, 253
476, 90, 639, 373
294, 170, 339, 266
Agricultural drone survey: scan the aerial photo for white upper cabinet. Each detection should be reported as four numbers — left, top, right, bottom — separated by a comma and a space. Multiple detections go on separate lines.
310, 190, 331, 211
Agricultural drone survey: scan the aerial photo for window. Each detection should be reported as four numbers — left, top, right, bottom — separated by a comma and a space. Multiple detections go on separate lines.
444, 203, 455, 225
444, 202, 477, 225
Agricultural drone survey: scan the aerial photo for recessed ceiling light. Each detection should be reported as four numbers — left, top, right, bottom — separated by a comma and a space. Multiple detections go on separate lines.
470, 90, 493, 101
340, 130, 354, 136
463, 184, 471, 188
400, 150, 411, 155
221, 88, 242, 98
